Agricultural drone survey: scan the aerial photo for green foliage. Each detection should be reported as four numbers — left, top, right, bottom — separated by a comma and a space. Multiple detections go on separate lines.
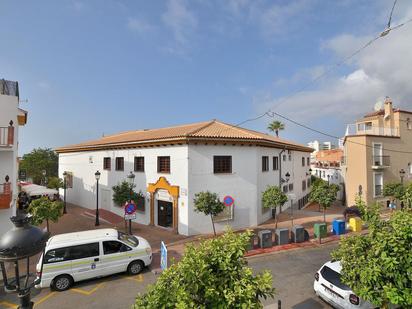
383, 182, 405, 202
193, 191, 225, 235
28, 197, 64, 232
354, 195, 382, 231
332, 211, 412, 308
262, 186, 287, 210
112, 181, 144, 206
134, 229, 275, 308
19, 148, 58, 184
47, 177, 63, 191
309, 179, 339, 221
402, 182, 412, 210
267, 120, 285, 137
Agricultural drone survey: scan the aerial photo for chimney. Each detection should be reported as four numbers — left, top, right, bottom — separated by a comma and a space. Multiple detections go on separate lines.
384, 96, 393, 120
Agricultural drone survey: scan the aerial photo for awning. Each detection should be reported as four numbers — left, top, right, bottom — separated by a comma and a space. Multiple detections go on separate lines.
20, 184, 58, 197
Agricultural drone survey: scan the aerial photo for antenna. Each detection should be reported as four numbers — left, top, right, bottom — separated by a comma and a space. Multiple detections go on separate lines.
374, 101, 383, 111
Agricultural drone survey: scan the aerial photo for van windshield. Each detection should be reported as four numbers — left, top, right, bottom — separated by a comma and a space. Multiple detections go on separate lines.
320, 266, 350, 291
118, 231, 139, 247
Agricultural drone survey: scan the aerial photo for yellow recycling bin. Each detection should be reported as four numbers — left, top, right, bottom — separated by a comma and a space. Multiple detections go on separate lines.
349, 217, 362, 232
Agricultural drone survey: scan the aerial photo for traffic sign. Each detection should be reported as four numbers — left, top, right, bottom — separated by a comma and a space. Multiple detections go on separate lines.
124, 213, 137, 220
125, 201, 137, 214
223, 195, 234, 207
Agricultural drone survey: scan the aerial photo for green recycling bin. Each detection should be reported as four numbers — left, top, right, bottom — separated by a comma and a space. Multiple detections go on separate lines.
314, 223, 327, 238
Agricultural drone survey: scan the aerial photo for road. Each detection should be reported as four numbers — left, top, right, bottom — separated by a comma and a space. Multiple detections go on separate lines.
0, 243, 336, 309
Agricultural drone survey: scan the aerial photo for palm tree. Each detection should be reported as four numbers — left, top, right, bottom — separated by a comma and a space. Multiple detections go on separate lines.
267, 121, 285, 137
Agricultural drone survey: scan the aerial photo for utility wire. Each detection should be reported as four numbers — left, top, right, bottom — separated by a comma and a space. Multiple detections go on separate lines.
387, 0, 398, 28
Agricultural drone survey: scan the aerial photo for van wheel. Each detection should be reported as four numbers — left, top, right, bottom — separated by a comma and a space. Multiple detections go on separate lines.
128, 260, 144, 275
51, 275, 73, 292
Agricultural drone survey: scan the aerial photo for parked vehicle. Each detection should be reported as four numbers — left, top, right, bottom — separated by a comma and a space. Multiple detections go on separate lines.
36, 229, 152, 291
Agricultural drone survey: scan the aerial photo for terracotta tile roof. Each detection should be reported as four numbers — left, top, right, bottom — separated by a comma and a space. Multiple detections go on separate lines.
315, 149, 343, 162
363, 109, 384, 118
56, 120, 313, 153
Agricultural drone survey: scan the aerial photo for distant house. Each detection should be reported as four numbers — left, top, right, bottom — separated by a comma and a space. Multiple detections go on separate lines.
56, 120, 313, 236
0, 79, 28, 235
342, 97, 412, 206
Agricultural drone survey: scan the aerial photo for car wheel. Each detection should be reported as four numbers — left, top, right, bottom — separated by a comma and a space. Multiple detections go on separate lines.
128, 260, 144, 275
51, 275, 73, 292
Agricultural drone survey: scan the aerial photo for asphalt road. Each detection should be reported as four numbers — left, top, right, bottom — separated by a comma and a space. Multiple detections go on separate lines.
0, 243, 337, 309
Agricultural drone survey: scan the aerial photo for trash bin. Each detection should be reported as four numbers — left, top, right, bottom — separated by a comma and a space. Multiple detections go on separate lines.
332, 219, 346, 235
291, 225, 305, 243
275, 228, 289, 245
314, 223, 327, 238
258, 230, 273, 248
349, 217, 362, 232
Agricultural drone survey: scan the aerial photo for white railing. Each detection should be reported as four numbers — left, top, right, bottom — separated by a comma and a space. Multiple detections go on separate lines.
345, 124, 399, 137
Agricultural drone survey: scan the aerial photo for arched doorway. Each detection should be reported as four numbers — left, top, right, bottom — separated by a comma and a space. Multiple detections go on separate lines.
147, 177, 179, 234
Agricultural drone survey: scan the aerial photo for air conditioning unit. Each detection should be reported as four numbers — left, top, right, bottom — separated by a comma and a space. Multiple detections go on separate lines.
258, 230, 273, 248
275, 228, 289, 245
291, 225, 305, 243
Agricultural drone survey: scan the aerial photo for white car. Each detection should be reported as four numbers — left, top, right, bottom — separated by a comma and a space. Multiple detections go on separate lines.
314, 261, 377, 309
36, 229, 152, 291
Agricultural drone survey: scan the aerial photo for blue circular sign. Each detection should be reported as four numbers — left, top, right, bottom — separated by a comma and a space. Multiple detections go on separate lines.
125, 202, 137, 214
223, 195, 234, 207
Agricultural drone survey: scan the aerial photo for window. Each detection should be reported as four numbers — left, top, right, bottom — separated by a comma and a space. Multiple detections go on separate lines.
409, 163, 412, 174
103, 241, 131, 255
307, 178, 311, 188
283, 185, 288, 193
288, 154, 292, 161
283, 154, 286, 161
115, 157, 124, 171
262, 156, 269, 172
374, 172, 383, 197
44, 247, 69, 264
68, 243, 99, 260
273, 156, 279, 170
302, 157, 305, 167
322, 171, 325, 178
118, 231, 139, 247
288, 183, 293, 191
134, 156, 144, 172
407, 118, 412, 130
157, 156, 170, 173
302, 180, 306, 191
213, 156, 232, 174
307, 157, 310, 166
103, 157, 111, 170
320, 266, 350, 291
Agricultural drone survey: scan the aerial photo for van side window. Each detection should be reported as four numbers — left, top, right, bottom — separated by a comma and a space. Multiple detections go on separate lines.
103, 241, 131, 254
68, 243, 99, 260
44, 247, 69, 264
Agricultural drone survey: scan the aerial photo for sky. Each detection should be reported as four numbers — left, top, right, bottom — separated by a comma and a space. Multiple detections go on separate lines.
1, 0, 412, 155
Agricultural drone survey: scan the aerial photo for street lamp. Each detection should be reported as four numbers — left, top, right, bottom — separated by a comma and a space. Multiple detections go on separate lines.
126, 171, 135, 235
0, 215, 49, 309
279, 172, 290, 213
62, 171, 68, 214
399, 169, 406, 184
327, 174, 330, 185
306, 168, 312, 176
41, 170, 46, 186
95, 171, 101, 226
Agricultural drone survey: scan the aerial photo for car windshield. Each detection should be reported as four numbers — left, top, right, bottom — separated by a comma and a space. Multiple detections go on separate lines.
118, 231, 139, 247
320, 266, 351, 291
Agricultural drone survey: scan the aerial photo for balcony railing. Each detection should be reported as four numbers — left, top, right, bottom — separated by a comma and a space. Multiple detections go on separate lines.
372, 155, 390, 167
0, 125, 14, 147
345, 124, 399, 137
0, 182, 12, 209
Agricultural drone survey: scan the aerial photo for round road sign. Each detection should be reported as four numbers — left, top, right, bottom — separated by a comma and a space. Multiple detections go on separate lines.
223, 195, 234, 207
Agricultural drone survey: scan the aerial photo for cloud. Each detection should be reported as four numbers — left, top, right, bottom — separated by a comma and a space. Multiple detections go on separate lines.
127, 17, 153, 34
162, 0, 197, 46
37, 81, 51, 90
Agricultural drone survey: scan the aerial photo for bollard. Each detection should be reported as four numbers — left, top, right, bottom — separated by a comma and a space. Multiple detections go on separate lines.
278, 300, 281, 309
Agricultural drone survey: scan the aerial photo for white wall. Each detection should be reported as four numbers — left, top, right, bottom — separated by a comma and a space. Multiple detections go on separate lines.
311, 167, 344, 200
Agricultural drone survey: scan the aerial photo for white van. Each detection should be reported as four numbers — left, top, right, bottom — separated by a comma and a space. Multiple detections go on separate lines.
36, 229, 152, 291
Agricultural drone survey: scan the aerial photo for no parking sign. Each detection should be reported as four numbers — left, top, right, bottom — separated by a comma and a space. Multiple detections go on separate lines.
223, 195, 234, 207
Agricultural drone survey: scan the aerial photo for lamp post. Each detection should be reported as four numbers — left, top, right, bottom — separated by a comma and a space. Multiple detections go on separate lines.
41, 170, 46, 186
399, 168, 406, 184
62, 171, 68, 214
0, 215, 49, 309
126, 171, 135, 235
279, 172, 290, 213
95, 171, 101, 226
327, 174, 330, 185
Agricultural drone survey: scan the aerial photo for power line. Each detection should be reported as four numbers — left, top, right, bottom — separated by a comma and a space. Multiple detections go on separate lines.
387, 0, 398, 28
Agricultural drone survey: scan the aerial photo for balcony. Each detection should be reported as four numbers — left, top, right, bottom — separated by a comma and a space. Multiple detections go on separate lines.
0, 125, 14, 147
0, 182, 12, 209
345, 124, 399, 137
372, 155, 390, 169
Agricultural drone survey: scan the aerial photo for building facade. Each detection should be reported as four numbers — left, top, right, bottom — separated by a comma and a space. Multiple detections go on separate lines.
342, 98, 412, 206
0, 79, 27, 235
56, 120, 313, 236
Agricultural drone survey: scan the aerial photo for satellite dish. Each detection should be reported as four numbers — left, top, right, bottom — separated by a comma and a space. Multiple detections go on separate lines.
374, 101, 383, 111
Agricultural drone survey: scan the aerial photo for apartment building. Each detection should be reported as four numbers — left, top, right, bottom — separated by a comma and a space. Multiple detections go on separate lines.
56, 120, 313, 236
342, 98, 412, 206
0, 79, 28, 235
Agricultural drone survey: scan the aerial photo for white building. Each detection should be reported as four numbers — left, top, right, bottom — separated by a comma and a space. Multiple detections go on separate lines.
0, 79, 28, 235
56, 120, 313, 236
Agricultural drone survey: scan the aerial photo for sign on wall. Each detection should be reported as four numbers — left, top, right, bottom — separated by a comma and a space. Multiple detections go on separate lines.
214, 195, 234, 222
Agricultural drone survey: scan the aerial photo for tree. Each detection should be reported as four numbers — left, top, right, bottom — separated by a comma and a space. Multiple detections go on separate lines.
332, 211, 412, 308
267, 121, 285, 137
309, 179, 339, 222
383, 182, 405, 203
354, 194, 382, 232
193, 191, 225, 236
28, 197, 64, 232
134, 229, 275, 308
19, 148, 58, 184
47, 177, 64, 198
401, 182, 412, 210
112, 181, 144, 206
262, 186, 288, 228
